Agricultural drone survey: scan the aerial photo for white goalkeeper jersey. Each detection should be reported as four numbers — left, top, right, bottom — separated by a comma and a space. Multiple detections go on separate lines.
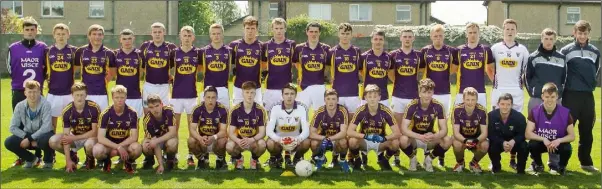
491, 42, 530, 90
267, 101, 310, 141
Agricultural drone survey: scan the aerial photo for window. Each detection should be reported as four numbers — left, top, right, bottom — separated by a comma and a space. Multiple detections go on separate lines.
1, 1, 23, 17
41, 1, 64, 17
349, 4, 371, 21
89, 1, 104, 18
308, 4, 331, 20
396, 5, 411, 22
567, 7, 580, 24
269, 3, 278, 19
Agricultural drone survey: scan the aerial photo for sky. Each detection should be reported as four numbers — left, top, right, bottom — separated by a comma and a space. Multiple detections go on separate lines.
234, 1, 487, 25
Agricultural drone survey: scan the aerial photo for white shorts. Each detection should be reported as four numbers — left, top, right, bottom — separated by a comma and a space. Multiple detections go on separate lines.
170, 98, 198, 114
200, 87, 230, 109
296, 85, 326, 111
126, 98, 144, 118
432, 94, 451, 116
263, 89, 283, 111
338, 96, 361, 113
455, 93, 487, 108
143, 82, 170, 107
361, 99, 390, 107
47, 94, 72, 117
414, 139, 428, 150
71, 138, 88, 151
87, 95, 109, 111
491, 88, 524, 112
390, 97, 413, 114
232, 87, 262, 105
363, 139, 380, 153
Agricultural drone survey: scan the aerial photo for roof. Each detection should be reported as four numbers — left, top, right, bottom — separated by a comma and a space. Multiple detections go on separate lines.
430, 16, 446, 24
484, 0, 600, 6
223, 14, 250, 31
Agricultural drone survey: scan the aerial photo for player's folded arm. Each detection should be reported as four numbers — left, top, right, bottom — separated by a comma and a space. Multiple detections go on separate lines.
330, 123, 348, 141
309, 127, 324, 140
97, 128, 120, 149
452, 124, 465, 142
400, 118, 420, 139
118, 128, 138, 147
434, 118, 448, 139
477, 124, 488, 142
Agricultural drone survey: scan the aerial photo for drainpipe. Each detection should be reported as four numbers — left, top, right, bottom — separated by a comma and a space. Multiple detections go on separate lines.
485, 5, 489, 25
166, 1, 170, 35
111, 1, 115, 34
506, 3, 510, 19
557, 3, 561, 36
419, 2, 423, 25
258, 1, 262, 34
425, 3, 428, 24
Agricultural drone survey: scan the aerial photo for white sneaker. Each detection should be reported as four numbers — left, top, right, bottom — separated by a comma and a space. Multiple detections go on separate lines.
409, 156, 418, 171
424, 156, 434, 172
581, 165, 599, 172
453, 163, 464, 172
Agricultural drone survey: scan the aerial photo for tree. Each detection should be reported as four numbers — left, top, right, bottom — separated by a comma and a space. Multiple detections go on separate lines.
1, 8, 23, 34
178, 1, 213, 35
210, 1, 241, 25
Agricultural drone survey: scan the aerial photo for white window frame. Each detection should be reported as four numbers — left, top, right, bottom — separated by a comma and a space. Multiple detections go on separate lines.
89, 1, 105, 18
396, 4, 411, 22
40, 1, 64, 18
566, 7, 580, 24
269, 2, 278, 19
1, 1, 23, 17
308, 3, 331, 21
349, 4, 372, 22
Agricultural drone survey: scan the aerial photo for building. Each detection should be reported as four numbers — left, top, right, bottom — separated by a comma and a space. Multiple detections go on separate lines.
483, 0, 601, 38
1, 1, 179, 35
224, 0, 438, 36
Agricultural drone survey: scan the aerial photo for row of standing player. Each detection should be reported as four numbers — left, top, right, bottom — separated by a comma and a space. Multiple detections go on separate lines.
7, 16, 599, 173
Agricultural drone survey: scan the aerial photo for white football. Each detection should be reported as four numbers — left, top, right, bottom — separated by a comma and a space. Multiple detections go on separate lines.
295, 160, 314, 177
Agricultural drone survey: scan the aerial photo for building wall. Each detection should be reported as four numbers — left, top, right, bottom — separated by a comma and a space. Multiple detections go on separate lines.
20, 1, 177, 35
486, 2, 600, 38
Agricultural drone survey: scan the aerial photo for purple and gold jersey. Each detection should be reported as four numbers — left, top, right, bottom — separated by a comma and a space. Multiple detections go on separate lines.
404, 99, 445, 134
261, 38, 296, 89
420, 45, 457, 95
192, 102, 228, 136
352, 103, 396, 137
140, 41, 177, 84
329, 45, 362, 97
112, 49, 143, 99
227, 102, 268, 138
293, 42, 330, 89
8, 40, 47, 90
229, 39, 262, 88
143, 106, 175, 138
361, 49, 392, 99
169, 47, 201, 99
46, 44, 76, 95
100, 105, 138, 144
454, 44, 494, 93
74, 44, 115, 95
62, 100, 100, 135
452, 103, 487, 138
201, 45, 232, 88
311, 104, 348, 137
389, 49, 422, 99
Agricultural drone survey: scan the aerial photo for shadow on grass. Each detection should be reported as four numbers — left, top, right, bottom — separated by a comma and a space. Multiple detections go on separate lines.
1, 164, 600, 188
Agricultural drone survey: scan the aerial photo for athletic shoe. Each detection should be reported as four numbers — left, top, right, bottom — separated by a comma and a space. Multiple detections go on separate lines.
338, 159, 350, 173
378, 159, 393, 171
187, 155, 195, 166
142, 155, 155, 169
23, 157, 40, 168
360, 151, 368, 167
424, 156, 434, 172
102, 159, 111, 173
13, 158, 23, 167
509, 159, 517, 170
83, 156, 95, 170
581, 165, 599, 172
285, 157, 293, 168
314, 155, 326, 170
408, 156, 418, 171
453, 162, 464, 172
235, 158, 244, 170
532, 164, 544, 173
469, 161, 482, 173
250, 159, 259, 170
438, 157, 445, 167
215, 158, 227, 170
42, 162, 54, 169
124, 161, 135, 174
558, 167, 567, 175
352, 157, 362, 171
166, 160, 175, 171
393, 156, 401, 167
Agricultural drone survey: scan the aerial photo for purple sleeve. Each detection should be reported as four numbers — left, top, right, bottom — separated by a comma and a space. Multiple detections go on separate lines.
480, 110, 487, 125
100, 111, 109, 129
419, 48, 427, 69
91, 104, 100, 123
191, 106, 201, 123
486, 46, 494, 64
387, 52, 394, 70
220, 108, 228, 124
292, 45, 300, 63
109, 50, 117, 68
168, 43, 178, 51
74, 47, 83, 66
352, 110, 364, 125
130, 111, 138, 129
62, 109, 71, 129
404, 105, 415, 120
139, 42, 149, 68
383, 108, 396, 126
166, 109, 174, 127
436, 104, 445, 119
453, 108, 461, 125
228, 109, 237, 127
258, 107, 267, 126
260, 42, 268, 62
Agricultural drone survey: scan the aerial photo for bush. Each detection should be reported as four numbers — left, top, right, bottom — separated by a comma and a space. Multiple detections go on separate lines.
270, 14, 338, 39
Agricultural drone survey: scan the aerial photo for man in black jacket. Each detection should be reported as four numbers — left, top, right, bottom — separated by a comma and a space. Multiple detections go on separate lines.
487, 93, 528, 174
560, 20, 600, 172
